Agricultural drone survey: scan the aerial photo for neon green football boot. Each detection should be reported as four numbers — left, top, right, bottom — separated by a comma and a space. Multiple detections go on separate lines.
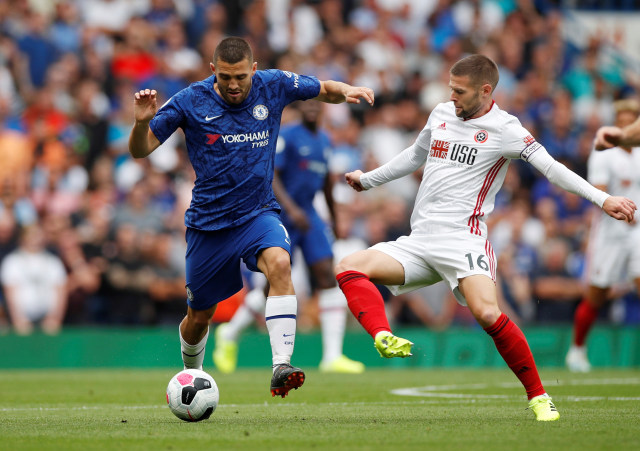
528, 394, 560, 421
374, 331, 413, 358
212, 323, 238, 374
319, 355, 366, 374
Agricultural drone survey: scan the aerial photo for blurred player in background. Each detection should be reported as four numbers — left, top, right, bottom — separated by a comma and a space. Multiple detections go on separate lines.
128, 37, 374, 398
213, 100, 365, 375
567, 99, 640, 372
335, 54, 637, 421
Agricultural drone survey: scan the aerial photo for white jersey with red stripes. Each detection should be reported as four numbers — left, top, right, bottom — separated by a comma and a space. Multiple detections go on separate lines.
410, 101, 539, 238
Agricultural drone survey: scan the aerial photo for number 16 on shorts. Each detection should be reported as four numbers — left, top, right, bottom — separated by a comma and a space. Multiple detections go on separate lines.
465, 251, 495, 280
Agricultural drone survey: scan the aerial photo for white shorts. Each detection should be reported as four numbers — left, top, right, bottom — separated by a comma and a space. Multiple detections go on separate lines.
371, 231, 496, 306
587, 226, 640, 288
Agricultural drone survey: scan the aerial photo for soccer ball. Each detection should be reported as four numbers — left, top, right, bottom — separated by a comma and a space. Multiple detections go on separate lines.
166, 369, 219, 421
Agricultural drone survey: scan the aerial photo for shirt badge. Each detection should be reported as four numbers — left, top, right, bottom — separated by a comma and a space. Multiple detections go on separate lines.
253, 104, 269, 120
474, 130, 488, 143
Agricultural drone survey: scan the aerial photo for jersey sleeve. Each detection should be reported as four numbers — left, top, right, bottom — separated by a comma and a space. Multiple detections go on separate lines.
500, 118, 543, 161
586, 149, 611, 187
149, 93, 187, 144
360, 142, 429, 190
264, 69, 321, 105
414, 112, 432, 151
527, 146, 609, 208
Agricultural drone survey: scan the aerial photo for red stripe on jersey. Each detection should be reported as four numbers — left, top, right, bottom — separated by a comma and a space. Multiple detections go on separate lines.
485, 239, 496, 280
468, 157, 507, 235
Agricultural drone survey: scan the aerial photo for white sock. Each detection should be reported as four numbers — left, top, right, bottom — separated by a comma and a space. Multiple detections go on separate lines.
180, 326, 209, 370
224, 288, 266, 341
265, 295, 297, 367
319, 286, 347, 363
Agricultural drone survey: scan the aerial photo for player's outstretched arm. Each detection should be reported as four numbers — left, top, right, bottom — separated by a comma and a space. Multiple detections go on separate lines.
315, 80, 374, 106
129, 89, 161, 159
346, 143, 429, 193
594, 117, 640, 150
602, 196, 637, 223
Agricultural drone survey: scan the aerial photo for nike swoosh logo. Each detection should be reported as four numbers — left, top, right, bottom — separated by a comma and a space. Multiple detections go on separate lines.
282, 333, 295, 337
205, 115, 222, 121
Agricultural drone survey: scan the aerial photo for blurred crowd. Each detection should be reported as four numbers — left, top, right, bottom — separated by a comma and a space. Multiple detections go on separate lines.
0, 0, 638, 335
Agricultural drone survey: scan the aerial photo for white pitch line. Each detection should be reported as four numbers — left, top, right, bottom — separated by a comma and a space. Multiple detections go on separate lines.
391, 377, 640, 402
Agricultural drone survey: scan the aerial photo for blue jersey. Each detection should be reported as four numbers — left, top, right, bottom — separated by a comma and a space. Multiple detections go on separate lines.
274, 123, 332, 210
149, 70, 321, 230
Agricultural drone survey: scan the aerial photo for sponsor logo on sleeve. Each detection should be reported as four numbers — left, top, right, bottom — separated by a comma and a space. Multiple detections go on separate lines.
282, 70, 300, 88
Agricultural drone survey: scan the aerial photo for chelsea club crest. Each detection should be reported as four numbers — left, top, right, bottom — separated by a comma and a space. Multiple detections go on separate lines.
253, 104, 269, 120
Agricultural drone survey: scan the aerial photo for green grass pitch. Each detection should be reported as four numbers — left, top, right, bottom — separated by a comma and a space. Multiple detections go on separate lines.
1, 367, 639, 450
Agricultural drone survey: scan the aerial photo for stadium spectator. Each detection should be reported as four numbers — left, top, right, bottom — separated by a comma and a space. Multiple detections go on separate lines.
128, 36, 374, 398
532, 236, 584, 323
146, 231, 188, 325
101, 223, 153, 324
1, 224, 67, 335
334, 54, 636, 422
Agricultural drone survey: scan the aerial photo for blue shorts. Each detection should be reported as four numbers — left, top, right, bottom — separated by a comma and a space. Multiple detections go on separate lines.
284, 208, 333, 266
185, 210, 292, 310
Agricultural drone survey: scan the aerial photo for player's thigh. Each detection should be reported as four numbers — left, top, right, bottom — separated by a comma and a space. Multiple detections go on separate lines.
185, 227, 244, 310
587, 239, 627, 287
457, 274, 499, 325
338, 244, 406, 286
240, 210, 293, 273
427, 232, 497, 306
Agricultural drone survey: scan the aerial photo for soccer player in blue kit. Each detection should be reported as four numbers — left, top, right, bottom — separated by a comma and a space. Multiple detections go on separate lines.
128, 37, 374, 398
213, 100, 365, 374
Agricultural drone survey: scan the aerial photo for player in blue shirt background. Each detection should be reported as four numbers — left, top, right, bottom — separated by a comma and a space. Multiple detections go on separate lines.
213, 100, 365, 375
128, 37, 374, 398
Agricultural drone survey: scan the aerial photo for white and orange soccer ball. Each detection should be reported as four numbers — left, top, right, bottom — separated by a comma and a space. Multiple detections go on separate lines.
166, 369, 219, 421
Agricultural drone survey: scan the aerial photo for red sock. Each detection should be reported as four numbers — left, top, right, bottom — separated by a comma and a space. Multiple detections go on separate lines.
573, 299, 599, 346
336, 270, 390, 338
484, 313, 545, 399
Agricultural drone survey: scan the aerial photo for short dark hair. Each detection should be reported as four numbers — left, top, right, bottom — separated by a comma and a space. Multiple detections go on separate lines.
213, 37, 253, 64
450, 54, 499, 90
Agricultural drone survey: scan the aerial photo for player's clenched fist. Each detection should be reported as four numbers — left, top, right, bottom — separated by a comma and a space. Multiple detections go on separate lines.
603, 196, 637, 223
345, 170, 365, 192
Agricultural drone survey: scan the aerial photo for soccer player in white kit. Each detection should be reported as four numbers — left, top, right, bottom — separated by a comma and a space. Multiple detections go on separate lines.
334, 55, 637, 422
566, 99, 640, 373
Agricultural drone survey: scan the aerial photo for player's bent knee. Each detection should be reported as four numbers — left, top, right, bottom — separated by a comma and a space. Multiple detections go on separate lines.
472, 308, 501, 328
187, 311, 214, 330
260, 249, 292, 277
334, 258, 357, 277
